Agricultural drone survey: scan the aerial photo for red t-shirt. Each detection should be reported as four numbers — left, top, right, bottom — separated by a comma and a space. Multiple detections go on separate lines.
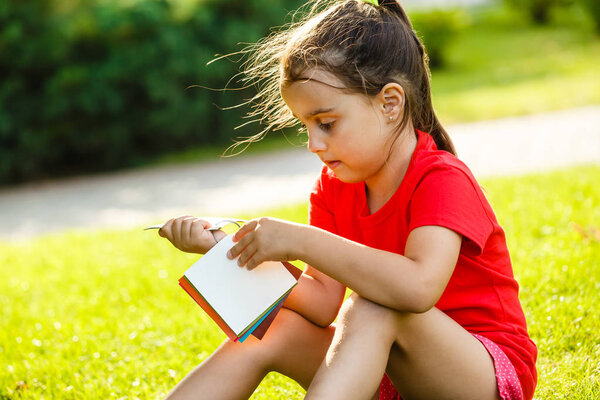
309, 130, 537, 399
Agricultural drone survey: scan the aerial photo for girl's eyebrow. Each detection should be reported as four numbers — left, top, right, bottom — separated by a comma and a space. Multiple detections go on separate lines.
300, 107, 336, 120
309, 107, 335, 116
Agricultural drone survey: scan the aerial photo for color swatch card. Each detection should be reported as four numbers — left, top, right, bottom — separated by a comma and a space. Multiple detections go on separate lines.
180, 234, 299, 341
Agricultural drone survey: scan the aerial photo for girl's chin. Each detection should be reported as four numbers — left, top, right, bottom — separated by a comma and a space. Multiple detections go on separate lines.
330, 169, 363, 184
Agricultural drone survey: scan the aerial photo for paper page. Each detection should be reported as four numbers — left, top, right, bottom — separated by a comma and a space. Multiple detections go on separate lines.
184, 235, 298, 335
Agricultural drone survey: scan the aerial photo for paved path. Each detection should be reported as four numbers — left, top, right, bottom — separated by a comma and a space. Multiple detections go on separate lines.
1, 105, 599, 241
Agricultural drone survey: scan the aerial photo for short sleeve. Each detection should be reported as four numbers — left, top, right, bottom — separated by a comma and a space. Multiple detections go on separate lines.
408, 166, 494, 254
309, 168, 337, 233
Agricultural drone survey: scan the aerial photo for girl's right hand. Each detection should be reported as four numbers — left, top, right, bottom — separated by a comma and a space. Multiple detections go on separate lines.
158, 216, 226, 254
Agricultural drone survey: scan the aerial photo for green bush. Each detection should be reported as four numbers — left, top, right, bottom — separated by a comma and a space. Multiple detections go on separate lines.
0, 0, 303, 185
579, 0, 600, 33
411, 9, 467, 70
503, 0, 569, 24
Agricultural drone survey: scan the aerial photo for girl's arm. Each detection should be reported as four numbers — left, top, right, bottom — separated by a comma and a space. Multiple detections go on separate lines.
229, 218, 462, 313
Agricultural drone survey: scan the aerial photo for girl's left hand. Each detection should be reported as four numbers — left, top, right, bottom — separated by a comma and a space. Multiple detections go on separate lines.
227, 217, 299, 270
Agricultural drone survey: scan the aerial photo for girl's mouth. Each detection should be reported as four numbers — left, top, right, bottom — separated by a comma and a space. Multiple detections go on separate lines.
325, 160, 341, 169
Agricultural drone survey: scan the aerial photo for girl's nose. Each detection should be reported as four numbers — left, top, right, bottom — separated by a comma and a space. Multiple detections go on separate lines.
307, 131, 327, 153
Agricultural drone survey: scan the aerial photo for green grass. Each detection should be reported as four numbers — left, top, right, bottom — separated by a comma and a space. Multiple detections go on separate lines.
432, 5, 600, 124
1, 165, 600, 399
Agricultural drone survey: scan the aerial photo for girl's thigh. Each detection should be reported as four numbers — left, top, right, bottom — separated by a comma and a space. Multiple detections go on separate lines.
385, 307, 500, 400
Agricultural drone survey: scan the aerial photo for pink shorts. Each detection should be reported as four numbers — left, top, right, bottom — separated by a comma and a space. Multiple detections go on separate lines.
379, 333, 524, 400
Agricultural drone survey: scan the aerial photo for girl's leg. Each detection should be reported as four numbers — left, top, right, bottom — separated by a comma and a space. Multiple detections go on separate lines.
164, 308, 335, 400
306, 294, 500, 400
304, 294, 393, 400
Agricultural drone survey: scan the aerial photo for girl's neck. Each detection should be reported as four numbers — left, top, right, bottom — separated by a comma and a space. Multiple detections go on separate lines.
365, 127, 418, 214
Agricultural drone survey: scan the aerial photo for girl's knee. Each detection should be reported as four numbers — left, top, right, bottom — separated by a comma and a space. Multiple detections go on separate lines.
256, 308, 333, 372
338, 293, 400, 338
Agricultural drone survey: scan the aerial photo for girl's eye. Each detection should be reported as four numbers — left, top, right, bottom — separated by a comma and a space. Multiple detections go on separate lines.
319, 121, 334, 131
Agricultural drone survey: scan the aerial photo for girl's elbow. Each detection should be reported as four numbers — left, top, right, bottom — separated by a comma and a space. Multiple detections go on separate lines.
410, 297, 437, 314
392, 296, 433, 314
393, 283, 440, 314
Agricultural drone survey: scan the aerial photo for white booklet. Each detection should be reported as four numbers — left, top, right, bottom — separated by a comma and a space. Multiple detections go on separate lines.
183, 234, 298, 336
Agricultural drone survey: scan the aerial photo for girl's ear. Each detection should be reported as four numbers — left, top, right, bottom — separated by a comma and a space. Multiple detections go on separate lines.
378, 83, 405, 122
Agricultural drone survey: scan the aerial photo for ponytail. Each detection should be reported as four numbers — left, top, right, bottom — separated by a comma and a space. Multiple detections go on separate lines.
377, 0, 456, 154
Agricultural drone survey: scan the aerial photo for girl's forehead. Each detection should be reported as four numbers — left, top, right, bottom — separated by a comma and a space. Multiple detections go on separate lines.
296, 69, 345, 88
281, 79, 341, 117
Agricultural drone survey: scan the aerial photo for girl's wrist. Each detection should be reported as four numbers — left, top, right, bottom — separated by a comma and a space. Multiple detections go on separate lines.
288, 222, 314, 263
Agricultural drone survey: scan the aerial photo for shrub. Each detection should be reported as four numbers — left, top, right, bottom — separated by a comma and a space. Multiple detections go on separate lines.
0, 0, 303, 185
503, 0, 570, 24
411, 9, 467, 70
579, 0, 600, 33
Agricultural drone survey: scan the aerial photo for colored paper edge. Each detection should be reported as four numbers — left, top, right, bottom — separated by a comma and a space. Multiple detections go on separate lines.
182, 274, 257, 338
241, 286, 296, 341
250, 292, 289, 340
238, 282, 297, 337
178, 277, 238, 341
251, 289, 297, 339
247, 263, 302, 339
235, 285, 293, 338
238, 296, 285, 342
181, 275, 233, 330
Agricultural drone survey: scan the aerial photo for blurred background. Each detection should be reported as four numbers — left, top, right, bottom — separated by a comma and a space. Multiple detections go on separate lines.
1, 1, 600, 399
0, 0, 599, 186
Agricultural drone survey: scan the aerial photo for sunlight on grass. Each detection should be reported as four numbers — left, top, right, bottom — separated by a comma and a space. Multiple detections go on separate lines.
432, 7, 600, 123
1, 166, 599, 398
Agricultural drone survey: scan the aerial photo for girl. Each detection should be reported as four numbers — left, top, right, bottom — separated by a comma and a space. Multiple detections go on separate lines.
158, 1, 537, 399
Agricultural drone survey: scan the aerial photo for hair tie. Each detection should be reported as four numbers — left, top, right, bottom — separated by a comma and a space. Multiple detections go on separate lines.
363, 0, 379, 6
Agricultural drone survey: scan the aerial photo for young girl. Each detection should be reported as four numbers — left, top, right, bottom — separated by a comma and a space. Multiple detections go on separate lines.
158, 1, 537, 399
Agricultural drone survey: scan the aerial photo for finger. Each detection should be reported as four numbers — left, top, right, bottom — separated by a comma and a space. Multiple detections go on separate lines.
233, 220, 258, 242
189, 218, 205, 241
237, 242, 257, 266
240, 249, 259, 269
198, 219, 212, 230
228, 232, 253, 259
172, 215, 192, 245
181, 216, 195, 244
246, 251, 264, 271
171, 217, 182, 245
159, 218, 174, 239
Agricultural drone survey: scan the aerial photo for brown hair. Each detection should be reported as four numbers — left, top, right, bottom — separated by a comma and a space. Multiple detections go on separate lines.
233, 0, 456, 155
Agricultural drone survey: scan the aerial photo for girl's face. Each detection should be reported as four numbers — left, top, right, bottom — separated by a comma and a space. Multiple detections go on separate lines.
281, 70, 402, 185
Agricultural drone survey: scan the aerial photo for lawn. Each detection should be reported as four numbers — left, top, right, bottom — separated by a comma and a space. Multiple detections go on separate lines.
1, 165, 599, 399
432, 5, 600, 124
